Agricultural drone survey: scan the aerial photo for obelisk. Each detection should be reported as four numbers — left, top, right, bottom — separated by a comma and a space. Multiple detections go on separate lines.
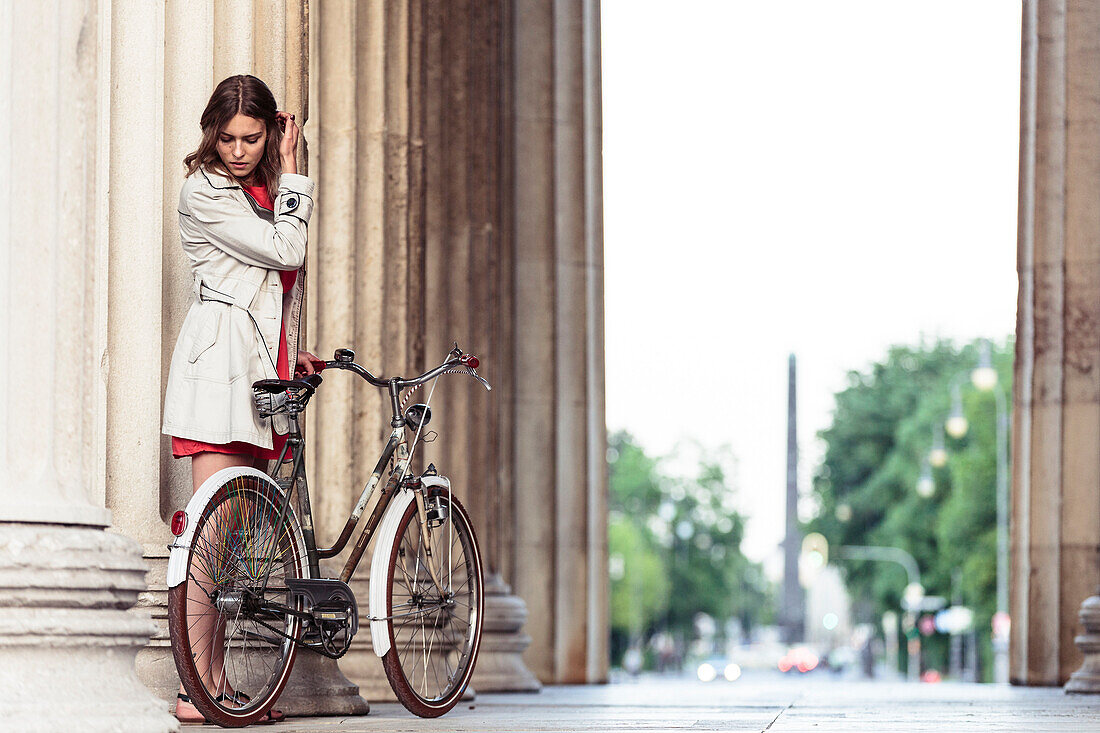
781, 354, 805, 643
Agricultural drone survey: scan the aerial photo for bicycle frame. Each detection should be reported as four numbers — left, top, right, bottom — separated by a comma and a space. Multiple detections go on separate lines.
251, 349, 490, 612
270, 413, 409, 584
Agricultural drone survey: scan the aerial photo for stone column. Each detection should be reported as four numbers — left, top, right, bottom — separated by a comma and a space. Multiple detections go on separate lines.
511, 0, 608, 685
582, 0, 610, 683
552, 0, 595, 683
472, 0, 545, 694
304, 0, 420, 702
453, 0, 542, 693
0, 1, 177, 729
107, 0, 179, 702
1014, 0, 1100, 687
513, 0, 558, 685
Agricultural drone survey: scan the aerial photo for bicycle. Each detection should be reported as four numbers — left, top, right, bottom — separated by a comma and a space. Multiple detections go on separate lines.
165, 344, 490, 727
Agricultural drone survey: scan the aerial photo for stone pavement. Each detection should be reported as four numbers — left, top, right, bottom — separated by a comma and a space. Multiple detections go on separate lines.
190, 672, 1100, 731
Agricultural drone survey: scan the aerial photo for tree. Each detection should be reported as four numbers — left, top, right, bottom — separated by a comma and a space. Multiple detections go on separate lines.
807, 337, 1012, 679
607, 431, 771, 669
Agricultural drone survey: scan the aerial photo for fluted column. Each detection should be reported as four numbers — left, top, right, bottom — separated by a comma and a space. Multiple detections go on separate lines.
305, 0, 427, 702
107, 0, 179, 701
512, 0, 559, 685
0, 1, 177, 729
511, 0, 607, 685
551, 0, 594, 683
1014, 0, 1100, 687
582, 0, 610, 682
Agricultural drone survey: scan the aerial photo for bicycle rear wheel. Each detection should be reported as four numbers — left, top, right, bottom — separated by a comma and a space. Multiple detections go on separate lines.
381, 491, 483, 717
168, 473, 307, 728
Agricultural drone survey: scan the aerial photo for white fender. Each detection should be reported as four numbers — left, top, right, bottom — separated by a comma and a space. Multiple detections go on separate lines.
368, 475, 451, 657
166, 467, 295, 588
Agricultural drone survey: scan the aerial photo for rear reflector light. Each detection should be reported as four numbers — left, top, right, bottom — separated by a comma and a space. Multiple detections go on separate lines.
171, 510, 188, 536
461, 354, 479, 369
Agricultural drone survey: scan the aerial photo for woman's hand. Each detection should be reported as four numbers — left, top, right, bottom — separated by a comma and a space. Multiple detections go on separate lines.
295, 350, 322, 377
276, 111, 299, 175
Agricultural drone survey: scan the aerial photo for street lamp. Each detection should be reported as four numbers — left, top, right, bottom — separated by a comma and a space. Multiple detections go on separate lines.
972, 340, 998, 392
835, 545, 925, 682
916, 460, 935, 499
929, 424, 948, 468
945, 382, 969, 439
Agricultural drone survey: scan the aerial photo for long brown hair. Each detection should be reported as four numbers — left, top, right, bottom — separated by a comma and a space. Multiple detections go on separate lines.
184, 75, 282, 202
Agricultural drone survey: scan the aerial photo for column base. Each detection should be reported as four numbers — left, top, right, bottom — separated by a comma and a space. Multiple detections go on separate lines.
278, 651, 370, 716
132, 556, 178, 706
338, 632, 399, 703
131, 555, 369, 716
471, 574, 542, 692
0, 523, 179, 732
1065, 588, 1100, 694
329, 576, 397, 702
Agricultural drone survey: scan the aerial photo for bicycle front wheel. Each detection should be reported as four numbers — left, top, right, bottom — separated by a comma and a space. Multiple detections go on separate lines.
167, 473, 307, 728
381, 491, 484, 717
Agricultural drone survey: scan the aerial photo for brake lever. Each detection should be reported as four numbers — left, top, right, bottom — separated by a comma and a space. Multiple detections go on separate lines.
469, 368, 492, 392
442, 367, 492, 392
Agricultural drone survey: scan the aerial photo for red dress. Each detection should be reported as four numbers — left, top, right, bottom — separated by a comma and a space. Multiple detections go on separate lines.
172, 183, 297, 460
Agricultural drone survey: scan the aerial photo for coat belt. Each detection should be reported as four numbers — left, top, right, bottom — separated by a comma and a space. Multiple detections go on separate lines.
195, 279, 280, 376
196, 279, 246, 308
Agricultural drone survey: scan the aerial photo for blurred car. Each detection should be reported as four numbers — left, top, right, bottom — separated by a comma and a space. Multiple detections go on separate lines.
696, 656, 742, 682
777, 646, 820, 674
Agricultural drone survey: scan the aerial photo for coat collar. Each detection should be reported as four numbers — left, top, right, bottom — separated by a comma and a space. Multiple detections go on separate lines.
199, 166, 275, 222
199, 165, 241, 190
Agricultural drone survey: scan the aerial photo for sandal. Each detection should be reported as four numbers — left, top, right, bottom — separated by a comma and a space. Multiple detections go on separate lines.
215, 691, 285, 724
175, 693, 212, 725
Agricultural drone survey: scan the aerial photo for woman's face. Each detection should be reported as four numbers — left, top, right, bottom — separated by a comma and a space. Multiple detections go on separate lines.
217, 113, 267, 182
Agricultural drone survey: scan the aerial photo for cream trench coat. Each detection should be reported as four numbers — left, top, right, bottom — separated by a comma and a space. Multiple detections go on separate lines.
161, 166, 315, 449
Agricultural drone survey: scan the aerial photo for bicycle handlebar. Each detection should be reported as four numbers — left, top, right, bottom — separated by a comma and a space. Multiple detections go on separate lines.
321, 346, 484, 391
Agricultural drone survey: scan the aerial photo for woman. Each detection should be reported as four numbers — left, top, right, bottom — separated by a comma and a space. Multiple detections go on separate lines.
162, 74, 318, 724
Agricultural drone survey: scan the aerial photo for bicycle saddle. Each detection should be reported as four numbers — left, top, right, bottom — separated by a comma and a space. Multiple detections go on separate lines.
253, 374, 323, 394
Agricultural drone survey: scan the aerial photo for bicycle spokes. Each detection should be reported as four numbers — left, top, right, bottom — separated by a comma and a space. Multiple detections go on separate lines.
382, 493, 483, 714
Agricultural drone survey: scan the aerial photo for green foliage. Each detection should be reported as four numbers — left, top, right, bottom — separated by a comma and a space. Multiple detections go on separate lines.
609, 516, 669, 634
808, 337, 1013, 680
607, 431, 771, 668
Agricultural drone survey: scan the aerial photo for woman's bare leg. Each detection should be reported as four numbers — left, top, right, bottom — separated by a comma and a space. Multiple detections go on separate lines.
177, 451, 253, 722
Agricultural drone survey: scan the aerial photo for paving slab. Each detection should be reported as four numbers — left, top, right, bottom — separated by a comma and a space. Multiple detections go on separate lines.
187, 672, 1100, 731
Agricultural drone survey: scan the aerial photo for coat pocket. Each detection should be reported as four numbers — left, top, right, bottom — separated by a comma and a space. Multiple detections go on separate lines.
187, 307, 221, 363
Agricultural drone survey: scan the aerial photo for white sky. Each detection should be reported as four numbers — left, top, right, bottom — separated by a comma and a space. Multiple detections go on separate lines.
601, 0, 1022, 577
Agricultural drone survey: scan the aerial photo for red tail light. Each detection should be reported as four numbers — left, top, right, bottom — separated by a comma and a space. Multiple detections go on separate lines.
171, 510, 188, 536
460, 354, 479, 369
